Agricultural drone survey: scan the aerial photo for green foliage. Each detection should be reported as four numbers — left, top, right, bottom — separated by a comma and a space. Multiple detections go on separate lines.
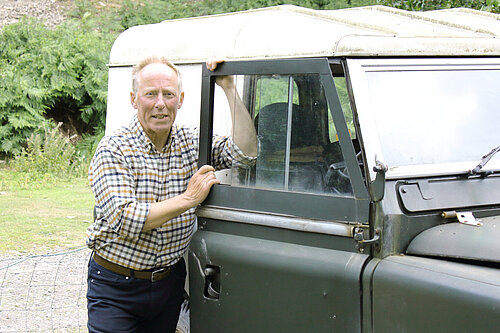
10, 122, 88, 186
0, 17, 113, 157
184, 0, 375, 14
75, 129, 105, 169
97, 0, 377, 31
377, 0, 500, 13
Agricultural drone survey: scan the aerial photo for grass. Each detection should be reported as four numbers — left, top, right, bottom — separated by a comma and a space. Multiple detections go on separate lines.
0, 167, 94, 255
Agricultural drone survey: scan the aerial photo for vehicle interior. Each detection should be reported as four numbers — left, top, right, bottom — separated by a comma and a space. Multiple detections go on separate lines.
215, 66, 362, 196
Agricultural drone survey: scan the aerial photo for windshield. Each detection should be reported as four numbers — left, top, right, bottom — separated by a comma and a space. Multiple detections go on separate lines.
364, 66, 500, 176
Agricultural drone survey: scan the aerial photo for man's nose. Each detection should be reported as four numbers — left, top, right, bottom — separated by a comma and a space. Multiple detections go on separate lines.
155, 93, 166, 109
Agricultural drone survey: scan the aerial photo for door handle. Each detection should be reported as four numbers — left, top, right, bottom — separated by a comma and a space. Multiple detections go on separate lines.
204, 265, 221, 299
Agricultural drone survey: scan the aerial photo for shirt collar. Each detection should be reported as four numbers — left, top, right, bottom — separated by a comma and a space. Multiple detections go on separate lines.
130, 114, 174, 153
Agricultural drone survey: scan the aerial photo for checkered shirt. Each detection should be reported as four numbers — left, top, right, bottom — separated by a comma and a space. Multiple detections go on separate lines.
87, 114, 253, 270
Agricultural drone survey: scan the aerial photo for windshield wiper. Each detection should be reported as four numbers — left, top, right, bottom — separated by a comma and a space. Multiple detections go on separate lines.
468, 145, 500, 176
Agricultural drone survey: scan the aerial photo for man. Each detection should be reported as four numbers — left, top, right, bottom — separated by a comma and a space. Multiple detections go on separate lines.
86, 56, 257, 332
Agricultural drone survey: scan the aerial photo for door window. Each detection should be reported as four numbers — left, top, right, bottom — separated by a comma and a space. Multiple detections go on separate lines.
214, 73, 354, 196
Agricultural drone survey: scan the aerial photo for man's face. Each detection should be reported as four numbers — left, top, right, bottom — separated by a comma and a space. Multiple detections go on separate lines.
131, 63, 184, 145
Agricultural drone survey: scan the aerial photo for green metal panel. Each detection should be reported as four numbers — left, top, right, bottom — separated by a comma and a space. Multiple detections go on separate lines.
189, 229, 369, 333
361, 258, 380, 333
407, 216, 500, 263
372, 255, 500, 333
205, 185, 369, 224
398, 178, 500, 213
196, 212, 357, 253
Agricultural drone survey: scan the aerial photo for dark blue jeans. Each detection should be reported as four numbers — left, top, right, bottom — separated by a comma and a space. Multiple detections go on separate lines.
86, 256, 186, 333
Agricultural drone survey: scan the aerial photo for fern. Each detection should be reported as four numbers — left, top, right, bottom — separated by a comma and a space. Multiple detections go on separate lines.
0, 17, 113, 157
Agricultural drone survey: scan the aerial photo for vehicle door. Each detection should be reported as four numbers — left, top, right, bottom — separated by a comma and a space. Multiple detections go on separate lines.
189, 58, 370, 332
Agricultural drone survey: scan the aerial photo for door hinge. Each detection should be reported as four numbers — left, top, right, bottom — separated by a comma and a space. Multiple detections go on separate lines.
353, 227, 380, 253
441, 211, 482, 227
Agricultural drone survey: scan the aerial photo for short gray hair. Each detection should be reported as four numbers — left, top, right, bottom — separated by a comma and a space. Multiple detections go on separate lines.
131, 55, 182, 94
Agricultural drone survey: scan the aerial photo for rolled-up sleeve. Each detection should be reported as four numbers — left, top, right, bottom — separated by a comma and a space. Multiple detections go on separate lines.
89, 137, 150, 240
211, 135, 257, 170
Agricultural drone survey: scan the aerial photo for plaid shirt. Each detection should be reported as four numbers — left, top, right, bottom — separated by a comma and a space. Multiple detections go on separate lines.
87, 115, 253, 270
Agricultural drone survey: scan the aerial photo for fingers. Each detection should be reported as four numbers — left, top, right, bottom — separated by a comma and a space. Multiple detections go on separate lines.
198, 170, 220, 187
206, 57, 235, 90
192, 165, 220, 187
197, 164, 216, 174
206, 56, 225, 71
202, 166, 221, 187
184, 165, 220, 206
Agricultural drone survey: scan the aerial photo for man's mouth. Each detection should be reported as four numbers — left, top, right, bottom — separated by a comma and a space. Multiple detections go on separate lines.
152, 114, 167, 119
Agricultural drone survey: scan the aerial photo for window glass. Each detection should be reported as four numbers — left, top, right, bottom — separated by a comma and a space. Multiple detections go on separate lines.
366, 69, 500, 168
214, 73, 353, 196
328, 77, 356, 142
255, 75, 299, 111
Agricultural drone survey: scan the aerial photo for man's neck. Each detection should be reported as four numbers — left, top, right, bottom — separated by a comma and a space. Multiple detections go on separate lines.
143, 127, 171, 152
150, 133, 170, 151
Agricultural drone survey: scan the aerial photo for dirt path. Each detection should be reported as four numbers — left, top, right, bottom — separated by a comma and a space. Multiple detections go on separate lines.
0, 0, 72, 29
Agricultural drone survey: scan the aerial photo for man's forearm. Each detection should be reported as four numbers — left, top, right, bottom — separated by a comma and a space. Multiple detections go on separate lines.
143, 165, 220, 232
223, 85, 258, 157
209, 60, 258, 157
143, 194, 196, 231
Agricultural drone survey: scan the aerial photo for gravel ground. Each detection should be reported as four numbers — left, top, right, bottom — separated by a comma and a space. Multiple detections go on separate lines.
0, 248, 91, 332
0, 248, 190, 332
0, 0, 71, 29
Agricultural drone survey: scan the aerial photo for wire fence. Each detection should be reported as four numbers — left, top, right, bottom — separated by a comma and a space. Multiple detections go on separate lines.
0, 247, 91, 332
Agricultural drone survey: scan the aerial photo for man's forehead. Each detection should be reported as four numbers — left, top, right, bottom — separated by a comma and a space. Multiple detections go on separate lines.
140, 63, 178, 81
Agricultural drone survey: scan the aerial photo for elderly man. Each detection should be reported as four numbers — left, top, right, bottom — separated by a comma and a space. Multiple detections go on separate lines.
86, 56, 257, 332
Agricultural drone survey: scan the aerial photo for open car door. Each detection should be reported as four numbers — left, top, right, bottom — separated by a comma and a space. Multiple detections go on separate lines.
188, 59, 370, 332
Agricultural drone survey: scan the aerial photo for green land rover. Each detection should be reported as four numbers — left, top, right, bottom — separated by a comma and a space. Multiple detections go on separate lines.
106, 5, 500, 332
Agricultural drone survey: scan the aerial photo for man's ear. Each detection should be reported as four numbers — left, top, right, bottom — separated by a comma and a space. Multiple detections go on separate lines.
178, 92, 185, 109
130, 92, 138, 109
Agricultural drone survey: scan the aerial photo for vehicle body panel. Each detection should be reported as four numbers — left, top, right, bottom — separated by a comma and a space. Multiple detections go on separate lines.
407, 216, 500, 263
372, 255, 500, 332
189, 227, 368, 332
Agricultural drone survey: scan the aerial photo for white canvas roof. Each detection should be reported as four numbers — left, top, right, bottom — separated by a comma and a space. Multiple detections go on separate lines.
109, 4, 500, 66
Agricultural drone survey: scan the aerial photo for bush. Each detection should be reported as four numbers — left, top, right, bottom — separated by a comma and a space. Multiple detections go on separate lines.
98, 0, 377, 31
75, 129, 105, 170
0, 17, 113, 157
10, 122, 89, 184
